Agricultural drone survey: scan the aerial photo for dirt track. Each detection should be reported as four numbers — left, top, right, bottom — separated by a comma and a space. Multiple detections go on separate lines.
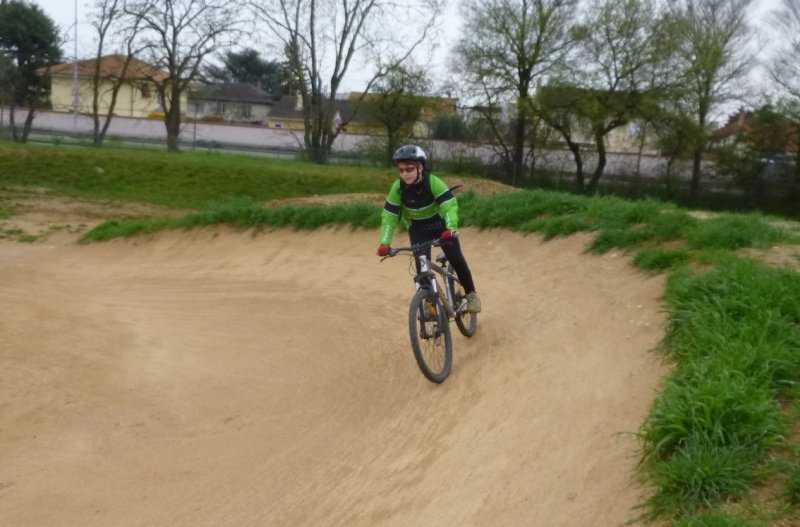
0, 226, 667, 526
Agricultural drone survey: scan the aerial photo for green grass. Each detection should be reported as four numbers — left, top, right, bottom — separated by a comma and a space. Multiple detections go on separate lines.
672, 512, 754, 526
0, 142, 394, 210
637, 259, 800, 520
633, 247, 693, 273
788, 464, 800, 503
0, 227, 38, 242
687, 214, 793, 250
83, 200, 383, 241
5, 141, 800, 524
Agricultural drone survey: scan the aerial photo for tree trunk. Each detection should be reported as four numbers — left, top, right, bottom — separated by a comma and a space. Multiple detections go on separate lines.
386, 130, 400, 165
21, 107, 35, 142
633, 123, 648, 198
92, 68, 101, 146
164, 85, 182, 152
511, 114, 525, 186
690, 149, 702, 195
664, 157, 674, 193
166, 114, 180, 151
566, 138, 584, 192
586, 131, 607, 195
9, 103, 19, 142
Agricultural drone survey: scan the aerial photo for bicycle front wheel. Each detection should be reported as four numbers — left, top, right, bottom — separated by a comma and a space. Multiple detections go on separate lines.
408, 288, 452, 383
447, 263, 478, 337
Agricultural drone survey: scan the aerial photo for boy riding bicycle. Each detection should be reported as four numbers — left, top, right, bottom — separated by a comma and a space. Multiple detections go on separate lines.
376, 144, 481, 314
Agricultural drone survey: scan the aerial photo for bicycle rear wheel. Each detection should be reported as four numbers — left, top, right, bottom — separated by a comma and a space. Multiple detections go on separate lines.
408, 288, 452, 383
447, 263, 477, 337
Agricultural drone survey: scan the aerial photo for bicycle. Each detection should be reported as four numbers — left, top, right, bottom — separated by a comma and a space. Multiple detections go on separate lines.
381, 237, 478, 383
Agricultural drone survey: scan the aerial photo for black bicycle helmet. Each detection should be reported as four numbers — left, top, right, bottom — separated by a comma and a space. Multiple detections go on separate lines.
392, 144, 427, 168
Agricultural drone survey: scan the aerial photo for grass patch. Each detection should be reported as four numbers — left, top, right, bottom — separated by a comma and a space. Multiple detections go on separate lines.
0, 142, 394, 210
787, 464, 800, 504
633, 247, 692, 273
687, 214, 794, 250
0, 227, 38, 242
672, 512, 754, 526
83, 201, 383, 241
638, 258, 800, 520
460, 191, 699, 255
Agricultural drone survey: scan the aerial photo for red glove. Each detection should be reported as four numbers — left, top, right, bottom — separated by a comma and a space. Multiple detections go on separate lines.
441, 230, 455, 240
377, 244, 390, 256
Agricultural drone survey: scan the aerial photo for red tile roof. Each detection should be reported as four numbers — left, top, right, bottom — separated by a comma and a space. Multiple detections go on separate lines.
40, 54, 168, 82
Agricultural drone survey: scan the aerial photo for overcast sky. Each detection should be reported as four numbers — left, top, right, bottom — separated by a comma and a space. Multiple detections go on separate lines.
29, 0, 460, 93
29, 0, 785, 104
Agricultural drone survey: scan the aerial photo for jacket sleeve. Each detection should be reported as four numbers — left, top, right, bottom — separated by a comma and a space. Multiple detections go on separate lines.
379, 180, 402, 245
430, 174, 458, 231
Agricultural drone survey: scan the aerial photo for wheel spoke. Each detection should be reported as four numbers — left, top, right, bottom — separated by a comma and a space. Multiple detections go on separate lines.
409, 289, 452, 383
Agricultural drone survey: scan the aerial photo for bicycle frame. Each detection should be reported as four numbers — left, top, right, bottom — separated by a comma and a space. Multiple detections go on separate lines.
387, 238, 459, 318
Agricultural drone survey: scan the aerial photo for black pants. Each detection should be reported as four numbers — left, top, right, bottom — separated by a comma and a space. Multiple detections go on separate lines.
408, 216, 476, 294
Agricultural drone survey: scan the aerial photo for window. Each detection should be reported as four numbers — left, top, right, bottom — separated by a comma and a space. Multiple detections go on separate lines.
140, 83, 152, 98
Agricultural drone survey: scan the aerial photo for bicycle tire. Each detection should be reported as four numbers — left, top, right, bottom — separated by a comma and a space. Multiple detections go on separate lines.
408, 288, 452, 383
447, 263, 478, 337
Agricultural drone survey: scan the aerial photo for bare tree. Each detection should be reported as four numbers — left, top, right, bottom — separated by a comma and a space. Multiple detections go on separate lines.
667, 0, 754, 195
455, 0, 579, 186
88, 0, 146, 147
125, 0, 242, 151
768, 0, 800, 180
248, 0, 444, 163
768, 0, 800, 101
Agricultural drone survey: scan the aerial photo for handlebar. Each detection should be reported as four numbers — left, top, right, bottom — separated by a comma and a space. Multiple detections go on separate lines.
380, 237, 446, 261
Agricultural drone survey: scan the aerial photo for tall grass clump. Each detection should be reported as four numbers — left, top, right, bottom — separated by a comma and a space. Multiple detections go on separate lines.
639, 257, 800, 519
83, 201, 383, 241
672, 512, 753, 527
633, 247, 692, 273
787, 464, 800, 503
461, 189, 587, 229
461, 191, 699, 251
687, 213, 794, 250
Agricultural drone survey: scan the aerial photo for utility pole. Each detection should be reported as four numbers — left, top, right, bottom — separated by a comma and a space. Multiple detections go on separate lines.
72, 0, 79, 135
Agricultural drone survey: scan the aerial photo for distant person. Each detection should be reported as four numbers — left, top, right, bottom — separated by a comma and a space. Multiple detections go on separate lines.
376, 144, 481, 313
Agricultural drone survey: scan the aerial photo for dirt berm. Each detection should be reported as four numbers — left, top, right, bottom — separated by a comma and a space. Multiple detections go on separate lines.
0, 226, 667, 526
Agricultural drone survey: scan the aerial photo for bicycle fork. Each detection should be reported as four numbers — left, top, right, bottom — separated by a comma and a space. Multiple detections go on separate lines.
414, 254, 455, 320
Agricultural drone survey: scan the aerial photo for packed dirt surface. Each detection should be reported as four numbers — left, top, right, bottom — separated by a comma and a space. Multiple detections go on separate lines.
0, 187, 184, 242
0, 203, 669, 525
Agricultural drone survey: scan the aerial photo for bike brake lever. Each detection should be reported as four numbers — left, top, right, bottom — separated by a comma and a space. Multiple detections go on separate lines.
380, 249, 400, 261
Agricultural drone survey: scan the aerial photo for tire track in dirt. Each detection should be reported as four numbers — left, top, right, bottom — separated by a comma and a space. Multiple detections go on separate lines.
0, 227, 666, 526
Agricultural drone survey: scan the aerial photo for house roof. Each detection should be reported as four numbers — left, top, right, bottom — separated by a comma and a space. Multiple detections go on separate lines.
41, 54, 168, 82
712, 109, 800, 153
712, 110, 754, 139
190, 83, 273, 104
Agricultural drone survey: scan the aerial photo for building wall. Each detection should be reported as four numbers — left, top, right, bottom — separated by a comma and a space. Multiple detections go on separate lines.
266, 116, 385, 135
50, 76, 187, 118
187, 101, 271, 123
539, 119, 660, 156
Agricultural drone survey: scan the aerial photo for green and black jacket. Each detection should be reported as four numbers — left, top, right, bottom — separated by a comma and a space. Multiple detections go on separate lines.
379, 171, 458, 246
